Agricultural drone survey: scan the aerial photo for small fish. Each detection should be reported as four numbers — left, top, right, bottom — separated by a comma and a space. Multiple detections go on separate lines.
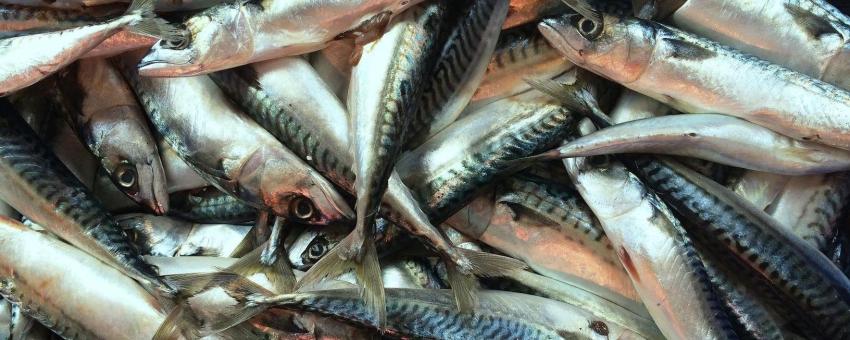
59, 57, 169, 214
670, 0, 850, 90
138, 0, 425, 77
0, 99, 170, 294
0, 0, 180, 95
0, 217, 167, 339
534, 113, 850, 175
539, 13, 850, 150
405, 0, 510, 148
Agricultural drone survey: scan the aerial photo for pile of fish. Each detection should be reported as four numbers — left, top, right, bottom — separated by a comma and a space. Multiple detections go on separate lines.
2, 0, 850, 338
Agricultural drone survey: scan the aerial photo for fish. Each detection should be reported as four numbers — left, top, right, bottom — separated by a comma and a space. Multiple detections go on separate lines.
117, 51, 352, 226
158, 141, 209, 193
309, 39, 355, 101
82, 30, 156, 58
766, 173, 850, 252
0, 0, 180, 95
0, 217, 167, 339
343, 2, 449, 322
533, 113, 850, 175
0, 99, 171, 295
471, 22, 574, 109
669, 0, 850, 90
0, 3, 122, 31
0, 0, 222, 10
170, 187, 258, 224
503, 0, 569, 29
118, 213, 253, 257
138, 0, 425, 77
539, 13, 850, 150
405, 0, 510, 149
565, 119, 736, 340
58, 57, 169, 215
727, 171, 791, 211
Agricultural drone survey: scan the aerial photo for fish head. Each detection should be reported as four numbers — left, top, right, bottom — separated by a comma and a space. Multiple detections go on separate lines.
265, 167, 354, 225
539, 14, 655, 84
286, 225, 348, 270
92, 115, 170, 215
139, 4, 254, 77
566, 155, 647, 219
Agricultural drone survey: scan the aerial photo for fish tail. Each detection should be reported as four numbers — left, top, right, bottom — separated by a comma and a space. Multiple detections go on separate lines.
162, 273, 276, 334
124, 0, 184, 41
296, 232, 387, 327
446, 261, 479, 313
458, 247, 527, 277
525, 77, 613, 128
226, 241, 296, 294
152, 301, 201, 340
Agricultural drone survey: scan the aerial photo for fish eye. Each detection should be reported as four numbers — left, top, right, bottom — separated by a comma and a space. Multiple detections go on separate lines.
588, 155, 610, 167
576, 17, 603, 40
302, 236, 330, 265
290, 196, 315, 221
115, 164, 138, 192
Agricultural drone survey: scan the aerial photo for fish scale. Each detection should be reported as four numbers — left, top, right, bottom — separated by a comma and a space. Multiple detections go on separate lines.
632, 156, 850, 339
0, 105, 162, 291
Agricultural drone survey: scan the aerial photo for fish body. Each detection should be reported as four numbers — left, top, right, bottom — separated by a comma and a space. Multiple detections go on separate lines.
767, 173, 850, 251
118, 53, 352, 225
540, 14, 850, 150
0, 3, 120, 31
0, 0, 174, 95
554, 113, 850, 175
406, 0, 510, 148
59, 57, 169, 214
0, 217, 165, 340
671, 0, 850, 90
0, 100, 166, 292
138, 0, 425, 76
171, 187, 257, 224
565, 126, 735, 340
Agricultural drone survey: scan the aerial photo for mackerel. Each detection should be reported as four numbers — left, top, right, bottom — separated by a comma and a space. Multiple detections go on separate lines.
767, 173, 850, 252
170, 187, 257, 224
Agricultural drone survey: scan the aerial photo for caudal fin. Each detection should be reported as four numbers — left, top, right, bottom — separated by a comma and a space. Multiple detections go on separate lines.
296, 233, 387, 327
124, 0, 185, 41
458, 247, 527, 277
446, 262, 479, 313
226, 241, 296, 294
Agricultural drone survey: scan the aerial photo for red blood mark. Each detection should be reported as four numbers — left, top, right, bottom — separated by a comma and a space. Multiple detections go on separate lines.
618, 246, 640, 283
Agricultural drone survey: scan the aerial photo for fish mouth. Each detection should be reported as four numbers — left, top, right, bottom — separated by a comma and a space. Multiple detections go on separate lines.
308, 173, 355, 224
137, 44, 200, 77
134, 163, 170, 215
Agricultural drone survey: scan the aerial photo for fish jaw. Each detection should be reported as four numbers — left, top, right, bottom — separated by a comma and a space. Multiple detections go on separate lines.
539, 15, 655, 84
134, 160, 170, 215
305, 171, 355, 225
137, 42, 202, 77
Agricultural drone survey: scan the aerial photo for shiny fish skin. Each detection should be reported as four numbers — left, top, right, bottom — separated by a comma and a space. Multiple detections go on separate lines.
631, 156, 850, 339
471, 22, 573, 108
257, 288, 647, 339
170, 188, 257, 224
117, 52, 352, 225
0, 217, 166, 340
767, 173, 850, 252
671, 0, 850, 90
565, 129, 735, 340
0, 3, 121, 31
0, 0, 169, 95
550, 113, 850, 175
59, 57, 169, 215
0, 100, 167, 292
138, 0, 425, 77
348, 2, 447, 259
405, 0, 510, 149
539, 14, 850, 150
503, 0, 568, 29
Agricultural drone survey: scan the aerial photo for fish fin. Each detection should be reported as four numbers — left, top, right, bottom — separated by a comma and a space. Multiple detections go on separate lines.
214, 323, 265, 340
525, 78, 612, 128
561, 0, 601, 24
458, 247, 528, 277
205, 274, 277, 333
233, 66, 263, 88
226, 242, 296, 294
503, 149, 566, 167
296, 233, 386, 327
125, 0, 185, 41
446, 262, 478, 313
153, 301, 201, 340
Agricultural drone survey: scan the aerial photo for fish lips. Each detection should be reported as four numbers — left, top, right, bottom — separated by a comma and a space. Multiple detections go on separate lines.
137, 43, 201, 77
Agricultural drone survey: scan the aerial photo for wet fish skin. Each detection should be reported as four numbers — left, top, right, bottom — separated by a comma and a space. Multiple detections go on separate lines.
138, 0, 425, 77
59, 57, 169, 215
406, 0, 510, 148
549, 113, 850, 175
170, 188, 258, 224
0, 217, 166, 340
0, 3, 121, 31
670, 0, 850, 90
767, 173, 850, 252
117, 52, 353, 225
255, 288, 646, 339
0, 0, 177, 95
632, 156, 850, 339
0, 99, 168, 293
539, 13, 850, 150
565, 126, 736, 340
471, 22, 574, 108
